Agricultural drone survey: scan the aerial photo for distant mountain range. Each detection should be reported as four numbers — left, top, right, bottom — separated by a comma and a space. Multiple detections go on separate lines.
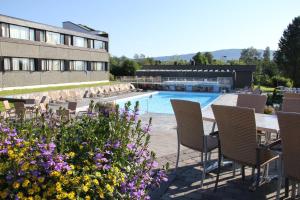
152, 49, 275, 61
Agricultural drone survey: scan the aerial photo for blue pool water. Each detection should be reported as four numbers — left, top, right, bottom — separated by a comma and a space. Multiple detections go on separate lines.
116, 91, 220, 114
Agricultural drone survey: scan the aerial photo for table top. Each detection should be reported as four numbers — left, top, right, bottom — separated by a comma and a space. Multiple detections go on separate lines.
202, 108, 279, 133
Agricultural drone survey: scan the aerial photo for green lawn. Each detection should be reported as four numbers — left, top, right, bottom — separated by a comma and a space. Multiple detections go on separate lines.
0, 81, 116, 97
254, 85, 275, 93
0, 81, 116, 111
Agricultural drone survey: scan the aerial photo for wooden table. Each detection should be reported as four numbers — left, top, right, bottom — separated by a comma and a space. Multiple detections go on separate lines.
202, 108, 280, 133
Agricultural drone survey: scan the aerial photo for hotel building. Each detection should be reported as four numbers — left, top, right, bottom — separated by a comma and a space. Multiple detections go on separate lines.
0, 14, 109, 88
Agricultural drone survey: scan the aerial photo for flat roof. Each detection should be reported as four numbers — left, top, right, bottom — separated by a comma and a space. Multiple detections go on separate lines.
0, 14, 108, 41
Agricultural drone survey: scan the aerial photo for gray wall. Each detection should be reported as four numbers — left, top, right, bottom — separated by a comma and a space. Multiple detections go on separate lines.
0, 38, 109, 62
0, 71, 109, 88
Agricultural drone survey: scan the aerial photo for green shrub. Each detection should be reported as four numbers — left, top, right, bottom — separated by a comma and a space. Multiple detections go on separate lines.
271, 75, 293, 87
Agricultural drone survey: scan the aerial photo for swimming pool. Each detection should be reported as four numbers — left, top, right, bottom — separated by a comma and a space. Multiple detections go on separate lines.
116, 91, 220, 114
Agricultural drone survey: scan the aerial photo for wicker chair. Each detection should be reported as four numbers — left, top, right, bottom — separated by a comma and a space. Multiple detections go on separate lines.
283, 93, 300, 99
277, 111, 300, 198
3, 100, 15, 118
68, 102, 77, 116
212, 105, 278, 191
282, 98, 300, 113
171, 99, 218, 187
237, 94, 267, 114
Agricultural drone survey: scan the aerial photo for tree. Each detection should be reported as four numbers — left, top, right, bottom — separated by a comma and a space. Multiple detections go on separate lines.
204, 52, 213, 64
274, 16, 300, 86
239, 47, 261, 65
263, 47, 271, 62
192, 52, 208, 65
110, 56, 141, 76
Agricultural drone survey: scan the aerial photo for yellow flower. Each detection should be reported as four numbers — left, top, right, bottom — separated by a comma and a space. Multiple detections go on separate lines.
105, 184, 114, 193
56, 182, 62, 193
83, 175, 90, 181
95, 172, 101, 177
68, 152, 75, 158
85, 195, 91, 200
27, 196, 33, 200
67, 191, 75, 199
22, 179, 30, 188
13, 181, 20, 189
50, 171, 60, 177
17, 192, 24, 198
98, 190, 104, 199
93, 179, 99, 186
34, 195, 41, 200
28, 188, 35, 195
0, 190, 8, 199
8, 150, 14, 158
82, 185, 89, 193
38, 177, 44, 183
21, 162, 30, 171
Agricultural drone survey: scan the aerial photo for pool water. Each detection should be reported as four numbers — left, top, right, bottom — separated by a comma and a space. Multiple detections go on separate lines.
116, 91, 220, 114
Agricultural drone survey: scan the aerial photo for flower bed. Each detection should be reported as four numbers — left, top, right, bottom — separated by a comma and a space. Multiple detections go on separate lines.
0, 101, 167, 199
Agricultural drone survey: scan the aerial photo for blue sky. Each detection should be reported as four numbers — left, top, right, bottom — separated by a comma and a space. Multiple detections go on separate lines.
0, 0, 299, 57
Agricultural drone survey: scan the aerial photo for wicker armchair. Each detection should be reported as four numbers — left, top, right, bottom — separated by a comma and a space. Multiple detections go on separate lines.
237, 94, 267, 114
171, 99, 218, 187
282, 98, 300, 113
283, 93, 300, 99
277, 111, 300, 198
212, 105, 278, 191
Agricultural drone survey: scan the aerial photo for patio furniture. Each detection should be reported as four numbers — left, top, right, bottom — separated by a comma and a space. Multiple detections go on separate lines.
39, 103, 47, 113
237, 94, 267, 114
277, 111, 300, 199
68, 101, 77, 116
283, 93, 300, 99
56, 109, 70, 122
282, 98, 300, 113
171, 99, 218, 187
3, 100, 15, 118
14, 102, 32, 119
252, 88, 262, 95
212, 105, 279, 191
40, 96, 47, 104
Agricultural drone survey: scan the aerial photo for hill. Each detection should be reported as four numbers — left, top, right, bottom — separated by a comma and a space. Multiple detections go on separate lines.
152, 49, 275, 61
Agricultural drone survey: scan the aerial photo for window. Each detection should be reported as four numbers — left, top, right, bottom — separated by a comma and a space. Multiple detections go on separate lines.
41, 60, 64, 71
87, 39, 94, 48
46, 31, 61, 45
60, 34, 65, 45
35, 30, 45, 42
64, 35, 72, 45
91, 62, 105, 71
94, 40, 105, 49
70, 61, 87, 71
29, 29, 35, 41
73, 36, 87, 48
3, 58, 11, 71
0, 23, 9, 37
10, 25, 29, 40
12, 58, 34, 71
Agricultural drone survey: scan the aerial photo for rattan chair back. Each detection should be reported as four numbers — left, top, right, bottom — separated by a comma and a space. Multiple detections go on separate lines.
237, 94, 267, 113
212, 104, 258, 165
277, 111, 300, 180
171, 99, 205, 151
282, 98, 300, 113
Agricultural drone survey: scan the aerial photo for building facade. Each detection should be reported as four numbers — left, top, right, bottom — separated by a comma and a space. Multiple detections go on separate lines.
0, 14, 109, 88
136, 65, 256, 90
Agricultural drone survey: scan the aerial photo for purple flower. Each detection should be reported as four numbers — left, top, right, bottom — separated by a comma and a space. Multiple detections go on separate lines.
127, 143, 135, 151
113, 140, 121, 148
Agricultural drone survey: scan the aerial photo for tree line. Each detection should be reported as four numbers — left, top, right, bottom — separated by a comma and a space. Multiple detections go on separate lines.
110, 16, 300, 87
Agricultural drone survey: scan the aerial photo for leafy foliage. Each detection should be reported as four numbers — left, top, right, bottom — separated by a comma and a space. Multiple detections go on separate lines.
274, 16, 300, 87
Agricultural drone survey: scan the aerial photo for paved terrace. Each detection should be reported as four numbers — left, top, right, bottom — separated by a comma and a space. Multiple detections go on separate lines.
139, 94, 293, 200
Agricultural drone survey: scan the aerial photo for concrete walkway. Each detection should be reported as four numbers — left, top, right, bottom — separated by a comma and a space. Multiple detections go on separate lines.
139, 94, 290, 200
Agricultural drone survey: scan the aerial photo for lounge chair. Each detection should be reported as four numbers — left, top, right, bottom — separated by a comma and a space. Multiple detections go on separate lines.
277, 112, 300, 199
40, 96, 47, 104
237, 94, 267, 114
282, 98, 300, 113
56, 109, 70, 122
14, 102, 32, 119
212, 105, 278, 191
3, 100, 15, 118
171, 99, 218, 187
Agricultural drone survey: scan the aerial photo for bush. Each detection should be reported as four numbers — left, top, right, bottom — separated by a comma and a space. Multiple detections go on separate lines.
0, 102, 167, 199
271, 75, 293, 87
